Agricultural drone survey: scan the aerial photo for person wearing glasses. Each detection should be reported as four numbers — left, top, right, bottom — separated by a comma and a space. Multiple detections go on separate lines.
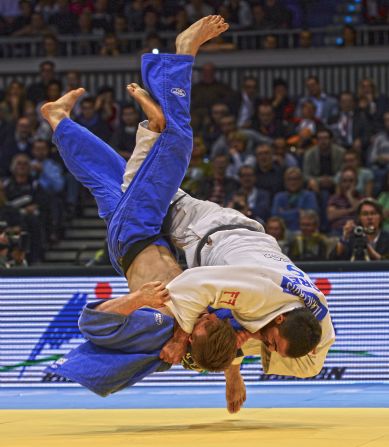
331, 198, 389, 261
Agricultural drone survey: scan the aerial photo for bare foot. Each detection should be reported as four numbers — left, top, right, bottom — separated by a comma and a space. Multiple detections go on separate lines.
176, 15, 229, 56
127, 83, 165, 133
41, 88, 85, 131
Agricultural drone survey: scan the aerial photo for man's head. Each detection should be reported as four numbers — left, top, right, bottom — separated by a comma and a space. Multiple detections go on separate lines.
190, 313, 237, 372
255, 143, 273, 170
32, 139, 50, 161
316, 127, 333, 152
121, 104, 140, 126
339, 91, 355, 113
357, 198, 383, 233
238, 165, 256, 190
299, 209, 320, 237
306, 75, 321, 97
258, 308, 322, 358
257, 103, 275, 127
219, 114, 236, 136
284, 167, 303, 193
242, 77, 257, 98
80, 97, 96, 120
39, 60, 56, 84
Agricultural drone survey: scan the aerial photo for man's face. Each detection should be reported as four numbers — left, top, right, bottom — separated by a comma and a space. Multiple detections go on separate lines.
340, 93, 355, 113
243, 79, 257, 97
220, 116, 236, 135
284, 170, 303, 193
211, 104, 228, 123
306, 78, 321, 97
255, 145, 273, 167
258, 105, 274, 126
40, 63, 55, 83
32, 141, 49, 161
191, 313, 219, 339
359, 204, 381, 232
300, 216, 317, 236
81, 101, 95, 119
239, 167, 255, 188
122, 107, 139, 126
317, 131, 331, 151
16, 118, 31, 140
257, 317, 289, 357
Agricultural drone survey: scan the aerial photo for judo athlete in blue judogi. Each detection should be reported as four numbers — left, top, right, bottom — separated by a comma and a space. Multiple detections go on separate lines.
43, 16, 242, 407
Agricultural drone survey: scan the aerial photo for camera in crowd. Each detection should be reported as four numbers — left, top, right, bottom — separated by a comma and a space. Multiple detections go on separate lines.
351, 225, 375, 261
0, 220, 30, 267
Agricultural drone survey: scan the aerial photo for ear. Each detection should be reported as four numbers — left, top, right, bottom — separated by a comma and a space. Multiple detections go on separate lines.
188, 335, 193, 344
274, 314, 286, 325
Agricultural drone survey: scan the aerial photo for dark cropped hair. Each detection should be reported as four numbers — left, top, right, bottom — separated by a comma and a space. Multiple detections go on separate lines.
191, 319, 237, 372
356, 198, 383, 220
280, 308, 322, 358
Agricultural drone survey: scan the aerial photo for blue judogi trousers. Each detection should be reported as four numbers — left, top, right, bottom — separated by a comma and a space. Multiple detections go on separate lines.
52, 53, 194, 275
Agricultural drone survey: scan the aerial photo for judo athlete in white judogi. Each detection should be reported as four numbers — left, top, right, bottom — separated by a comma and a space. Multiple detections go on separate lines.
121, 116, 335, 381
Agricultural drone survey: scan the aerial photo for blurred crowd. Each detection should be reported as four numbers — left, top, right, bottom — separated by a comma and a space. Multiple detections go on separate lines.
1, 55, 389, 267
1, 1, 389, 57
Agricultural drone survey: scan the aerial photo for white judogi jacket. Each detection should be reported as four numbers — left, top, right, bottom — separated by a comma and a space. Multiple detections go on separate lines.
166, 228, 335, 378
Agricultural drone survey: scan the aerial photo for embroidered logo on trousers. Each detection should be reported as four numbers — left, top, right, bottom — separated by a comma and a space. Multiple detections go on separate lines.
171, 87, 186, 97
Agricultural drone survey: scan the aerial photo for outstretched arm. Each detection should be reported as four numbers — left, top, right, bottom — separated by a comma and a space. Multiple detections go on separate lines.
224, 364, 246, 413
95, 281, 170, 315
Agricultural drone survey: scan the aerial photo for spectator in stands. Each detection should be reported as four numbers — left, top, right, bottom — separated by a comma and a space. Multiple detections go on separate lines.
251, 3, 267, 30
62, 70, 83, 117
236, 76, 259, 128
142, 7, 164, 34
369, 111, 389, 193
263, 33, 278, 50
252, 102, 290, 139
198, 154, 238, 206
75, 10, 95, 55
92, 0, 112, 35
26, 60, 57, 105
291, 99, 322, 137
211, 114, 270, 159
69, 0, 94, 16
202, 102, 230, 148
191, 62, 238, 116
12, 11, 52, 37
181, 135, 211, 197
76, 96, 112, 142
341, 25, 357, 47
288, 210, 328, 261
110, 104, 140, 160
232, 165, 271, 223
1, 116, 33, 175
49, 0, 77, 35
113, 15, 129, 53
272, 137, 298, 169
254, 142, 284, 197
296, 75, 339, 123
0, 103, 11, 146
3, 153, 45, 263
185, 0, 214, 24
220, 0, 252, 30
139, 32, 167, 54
303, 127, 345, 194
10, 0, 33, 34
357, 78, 389, 123
270, 78, 295, 122
172, 8, 191, 33
377, 171, 389, 232
125, 0, 145, 32
328, 91, 374, 152
99, 33, 121, 56
331, 198, 389, 261
30, 139, 64, 243
95, 85, 120, 130
327, 167, 362, 236
225, 130, 255, 179
23, 101, 52, 141
262, 0, 291, 29
335, 149, 374, 197
298, 29, 313, 48
41, 33, 61, 57
0, 80, 26, 122
265, 216, 289, 254
271, 167, 319, 232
